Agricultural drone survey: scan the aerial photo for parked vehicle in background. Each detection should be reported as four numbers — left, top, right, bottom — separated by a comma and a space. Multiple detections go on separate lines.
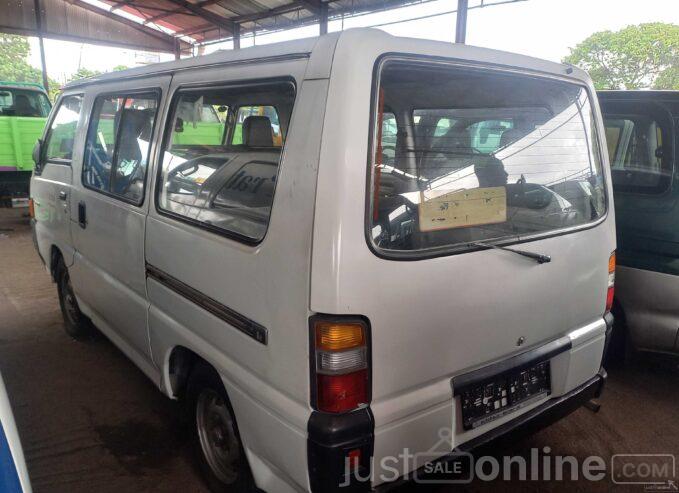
31, 29, 614, 492
0, 82, 51, 206
0, 372, 32, 492
599, 90, 679, 358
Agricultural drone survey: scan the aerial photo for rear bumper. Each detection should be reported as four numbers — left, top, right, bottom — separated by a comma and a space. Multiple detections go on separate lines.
374, 369, 606, 492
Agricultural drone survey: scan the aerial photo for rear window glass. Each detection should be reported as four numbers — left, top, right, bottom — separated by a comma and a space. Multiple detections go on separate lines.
0, 88, 51, 117
369, 60, 606, 256
601, 101, 672, 195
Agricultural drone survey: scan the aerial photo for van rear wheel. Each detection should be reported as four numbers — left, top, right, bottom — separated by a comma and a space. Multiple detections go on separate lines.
56, 259, 92, 339
187, 363, 254, 493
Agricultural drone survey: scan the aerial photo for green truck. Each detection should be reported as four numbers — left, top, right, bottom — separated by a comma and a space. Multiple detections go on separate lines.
0, 82, 51, 205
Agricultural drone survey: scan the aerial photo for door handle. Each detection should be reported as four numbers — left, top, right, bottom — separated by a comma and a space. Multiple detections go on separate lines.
78, 202, 87, 229
58, 191, 68, 201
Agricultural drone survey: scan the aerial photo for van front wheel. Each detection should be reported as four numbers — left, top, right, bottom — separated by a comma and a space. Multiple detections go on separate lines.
56, 259, 92, 339
187, 363, 254, 493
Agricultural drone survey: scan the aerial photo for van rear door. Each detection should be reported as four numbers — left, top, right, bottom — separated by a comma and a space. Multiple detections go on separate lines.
311, 50, 615, 482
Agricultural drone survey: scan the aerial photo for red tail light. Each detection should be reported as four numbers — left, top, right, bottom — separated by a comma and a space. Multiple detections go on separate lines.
606, 252, 615, 312
312, 317, 370, 414
317, 370, 368, 413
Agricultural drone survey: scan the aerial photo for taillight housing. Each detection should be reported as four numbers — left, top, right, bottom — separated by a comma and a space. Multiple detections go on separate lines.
606, 251, 615, 312
311, 317, 370, 413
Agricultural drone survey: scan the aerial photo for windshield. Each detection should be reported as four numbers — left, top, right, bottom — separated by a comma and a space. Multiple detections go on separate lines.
369, 60, 606, 256
0, 88, 51, 117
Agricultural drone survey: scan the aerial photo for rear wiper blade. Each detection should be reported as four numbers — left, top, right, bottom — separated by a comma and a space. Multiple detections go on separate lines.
470, 241, 551, 264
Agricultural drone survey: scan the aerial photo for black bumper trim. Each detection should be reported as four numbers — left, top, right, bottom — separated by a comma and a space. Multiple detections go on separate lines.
307, 408, 374, 493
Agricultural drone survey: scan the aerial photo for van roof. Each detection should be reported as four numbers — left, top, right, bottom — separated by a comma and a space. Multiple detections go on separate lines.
598, 89, 679, 101
62, 28, 590, 90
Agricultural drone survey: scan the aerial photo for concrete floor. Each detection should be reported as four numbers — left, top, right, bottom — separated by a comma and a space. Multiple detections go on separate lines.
1, 208, 678, 492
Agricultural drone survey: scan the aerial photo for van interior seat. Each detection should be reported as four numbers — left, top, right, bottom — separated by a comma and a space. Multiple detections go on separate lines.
499, 128, 522, 148
242, 116, 274, 147
116, 109, 149, 165
419, 127, 472, 179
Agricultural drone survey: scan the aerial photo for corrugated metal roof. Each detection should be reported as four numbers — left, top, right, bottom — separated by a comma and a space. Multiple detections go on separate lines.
1, 0, 187, 52
0, 0, 433, 52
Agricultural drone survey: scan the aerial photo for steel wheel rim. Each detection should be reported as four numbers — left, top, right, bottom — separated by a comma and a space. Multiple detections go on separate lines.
196, 389, 240, 484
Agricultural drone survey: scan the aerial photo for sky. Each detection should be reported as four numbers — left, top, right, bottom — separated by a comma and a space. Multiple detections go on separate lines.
28, 0, 679, 84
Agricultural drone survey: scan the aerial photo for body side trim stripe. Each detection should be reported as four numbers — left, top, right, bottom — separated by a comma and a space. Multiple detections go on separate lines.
146, 263, 268, 345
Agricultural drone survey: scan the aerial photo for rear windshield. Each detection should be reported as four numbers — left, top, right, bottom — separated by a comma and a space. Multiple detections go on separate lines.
369, 60, 606, 257
0, 88, 51, 117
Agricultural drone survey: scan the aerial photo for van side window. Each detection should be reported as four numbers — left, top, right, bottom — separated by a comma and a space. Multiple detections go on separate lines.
602, 101, 672, 194
83, 93, 159, 204
158, 80, 295, 243
43, 95, 83, 164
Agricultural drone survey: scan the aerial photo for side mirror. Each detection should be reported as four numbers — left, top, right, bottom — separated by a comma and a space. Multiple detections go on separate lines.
32, 139, 43, 166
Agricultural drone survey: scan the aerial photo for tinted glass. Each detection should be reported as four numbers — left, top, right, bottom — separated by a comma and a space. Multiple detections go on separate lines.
369, 61, 606, 256
0, 88, 51, 117
158, 81, 295, 242
44, 95, 82, 162
83, 93, 158, 203
602, 101, 671, 194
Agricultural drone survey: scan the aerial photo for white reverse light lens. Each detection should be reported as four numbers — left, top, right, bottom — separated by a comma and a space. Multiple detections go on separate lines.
316, 347, 367, 375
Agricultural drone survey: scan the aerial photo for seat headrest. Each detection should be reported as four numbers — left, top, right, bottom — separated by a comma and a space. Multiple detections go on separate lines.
242, 116, 274, 147
499, 128, 524, 149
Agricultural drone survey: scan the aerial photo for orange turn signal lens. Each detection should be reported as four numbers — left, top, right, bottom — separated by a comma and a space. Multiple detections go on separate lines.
608, 252, 616, 274
315, 322, 365, 351
28, 198, 35, 219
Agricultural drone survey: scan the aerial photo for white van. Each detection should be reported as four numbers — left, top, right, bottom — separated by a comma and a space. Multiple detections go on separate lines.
30, 29, 615, 492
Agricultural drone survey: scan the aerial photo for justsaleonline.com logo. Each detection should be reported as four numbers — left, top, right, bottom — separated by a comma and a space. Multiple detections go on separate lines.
341, 448, 677, 488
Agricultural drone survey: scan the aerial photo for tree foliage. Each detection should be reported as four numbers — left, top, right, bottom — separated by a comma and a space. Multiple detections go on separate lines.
564, 23, 679, 90
67, 67, 103, 82
0, 34, 59, 97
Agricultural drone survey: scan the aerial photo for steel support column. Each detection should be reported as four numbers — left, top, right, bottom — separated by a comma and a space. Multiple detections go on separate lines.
319, 2, 328, 35
455, 0, 468, 44
33, 0, 49, 92
233, 23, 240, 49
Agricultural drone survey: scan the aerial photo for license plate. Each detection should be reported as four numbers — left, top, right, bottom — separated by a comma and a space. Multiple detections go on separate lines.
460, 360, 551, 430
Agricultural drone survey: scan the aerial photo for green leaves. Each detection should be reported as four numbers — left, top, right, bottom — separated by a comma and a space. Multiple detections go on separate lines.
0, 34, 59, 100
563, 23, 679, 90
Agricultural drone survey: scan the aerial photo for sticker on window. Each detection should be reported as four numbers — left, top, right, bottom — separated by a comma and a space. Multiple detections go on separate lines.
418, 187, 507, 232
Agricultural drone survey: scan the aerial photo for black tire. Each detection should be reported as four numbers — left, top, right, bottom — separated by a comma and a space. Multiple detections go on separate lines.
55, 258, 93, 339
186, 362, 255, 493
